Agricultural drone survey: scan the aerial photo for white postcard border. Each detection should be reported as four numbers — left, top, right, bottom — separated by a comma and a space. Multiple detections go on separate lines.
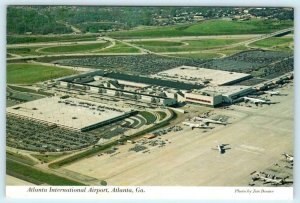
6, 186, 293, 200
1, 0, 299, 202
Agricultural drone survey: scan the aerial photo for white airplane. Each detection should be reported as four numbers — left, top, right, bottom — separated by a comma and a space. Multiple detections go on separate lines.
251, 171, 287, 185
282, 153, 293, 162
264, 91, 280, 96
182, 122, 213, 130
261, 177, 286, 185
194, 117, 227, 125
211, 144, 230, 154
243, 97, 272, 106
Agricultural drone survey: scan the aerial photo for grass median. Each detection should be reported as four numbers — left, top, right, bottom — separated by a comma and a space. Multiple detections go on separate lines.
6, 159, 85, 185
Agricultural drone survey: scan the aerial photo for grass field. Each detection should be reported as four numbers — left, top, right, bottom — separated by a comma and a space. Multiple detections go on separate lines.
49, 144, 117, 169
7, 63, 77, 84
131, 38, 246, 52
6, 151, 37, 166
38, 42, 111, 53
8, 41, 140, 56
157, 111, 167, 121
31, 154, 67, 163
216, 45, 250, 56
250, 37, 293, 51
167, 52, 222, 59
167, 45, 250, 59
139, 111, 157, 125
6, 159, 85, 185
96, 41, 141, 53
132, 41, 184, 46
108, 19, 293, 38
7, 34, 98, 44
7, 47, 43, 56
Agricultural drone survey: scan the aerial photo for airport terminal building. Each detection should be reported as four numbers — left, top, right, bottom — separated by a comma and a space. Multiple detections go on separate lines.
57, 66, 255, 107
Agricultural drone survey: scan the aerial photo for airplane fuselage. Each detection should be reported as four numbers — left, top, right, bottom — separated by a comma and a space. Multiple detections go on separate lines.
194, 117, 227, 125
217, 145, 223, 154
264, 91, 280, 96
243, 96, 270, 104
282, 153, 293, 161
182, 122, 211, 129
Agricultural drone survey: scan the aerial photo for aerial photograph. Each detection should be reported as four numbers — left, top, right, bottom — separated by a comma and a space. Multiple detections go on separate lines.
6, 6, 294, 187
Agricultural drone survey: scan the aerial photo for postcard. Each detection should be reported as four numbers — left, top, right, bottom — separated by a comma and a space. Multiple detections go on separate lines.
5, 4, 294, 200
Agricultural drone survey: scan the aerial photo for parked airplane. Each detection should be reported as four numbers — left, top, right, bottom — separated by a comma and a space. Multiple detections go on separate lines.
264, 91, 280, 96
243, 96, 273, 106
211, 144, 230, 154
194, 117, 227, 125
251, 171, 289, 185
182, 122, 213, 130
282, 153, 293, 162
261, 177, 286, 185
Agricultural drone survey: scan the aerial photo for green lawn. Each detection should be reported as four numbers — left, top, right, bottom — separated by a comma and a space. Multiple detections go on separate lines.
217, 45, 250, 57
7, 63, 77, 84
157, 111, 167, 121
31, 154, 67, 163
167, 52, 221, 60
7, 47, 43, 56
250, 37, 293, 49
7, 34, 98, 44
49, 144, 118, 169
186, 39, 243, 48
131, 38, 245, 52
108, 19, 293, 38
132, 41, 184, 46
39, 42, 110, 53
96, 41, 140, 53
6, 151, 37, 166
6, 159, 85, 185
139, 111, 157, 125
7, 53, 14, 58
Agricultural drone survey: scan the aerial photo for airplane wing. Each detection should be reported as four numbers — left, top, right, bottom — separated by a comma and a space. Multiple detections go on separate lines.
223, 147, 231, 150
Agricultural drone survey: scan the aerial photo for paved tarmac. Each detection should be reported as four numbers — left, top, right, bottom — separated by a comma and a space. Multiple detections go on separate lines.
65, 83, 293, 186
